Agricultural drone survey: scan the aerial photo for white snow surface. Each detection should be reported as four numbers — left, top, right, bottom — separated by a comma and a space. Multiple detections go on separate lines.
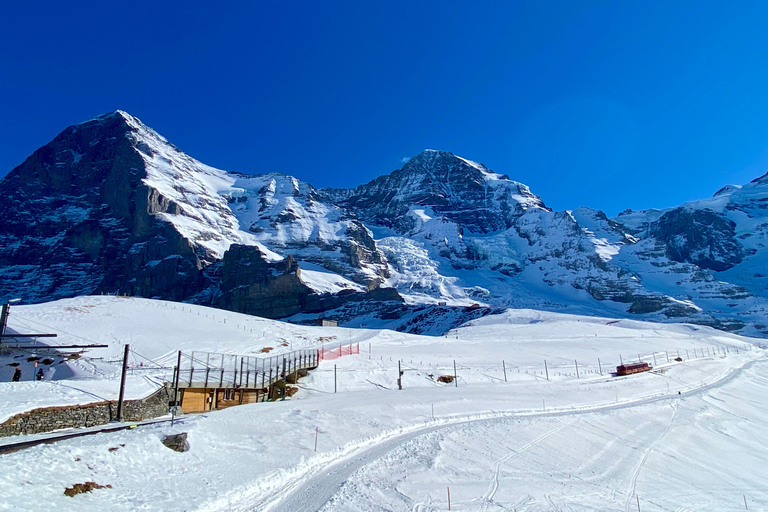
1, 296, 767, 511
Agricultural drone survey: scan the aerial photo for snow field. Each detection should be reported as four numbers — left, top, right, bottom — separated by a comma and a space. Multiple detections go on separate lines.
0, 296, 766, 511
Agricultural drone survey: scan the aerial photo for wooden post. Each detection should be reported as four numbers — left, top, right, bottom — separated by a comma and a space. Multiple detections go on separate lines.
453, 360, 458, 387
744, 493, 748, 510
397, 360, 402, 390
314, 427, 319, 452
636, 494, 640, 511
116, 344, 130, 422
502, 360, 507, 382
0, 303, 9, 338
172, 350, 182, 422
544, 359, 549, 380
447, 486, 451, 510
598, 358, 602, 375
334, 364, 337, 393
575, 359, 579, 379
620, 354, 623, 365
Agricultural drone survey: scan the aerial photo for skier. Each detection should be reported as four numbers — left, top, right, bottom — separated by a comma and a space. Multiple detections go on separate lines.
36, 368, 45, 381
12, 367, 21, 382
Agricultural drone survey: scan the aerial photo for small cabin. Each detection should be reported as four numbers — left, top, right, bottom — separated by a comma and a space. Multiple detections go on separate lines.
616, 362, 652, 376
315, 318, 338, 327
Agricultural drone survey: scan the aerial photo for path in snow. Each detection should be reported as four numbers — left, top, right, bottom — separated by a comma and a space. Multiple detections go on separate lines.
257, 356, 762, 512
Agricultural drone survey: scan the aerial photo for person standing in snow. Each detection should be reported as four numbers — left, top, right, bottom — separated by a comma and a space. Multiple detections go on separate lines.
12, 367, 21, 382
36, 368, 44, 381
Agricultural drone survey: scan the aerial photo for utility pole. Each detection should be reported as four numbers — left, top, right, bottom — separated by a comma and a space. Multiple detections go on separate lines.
116, 344, 130, 422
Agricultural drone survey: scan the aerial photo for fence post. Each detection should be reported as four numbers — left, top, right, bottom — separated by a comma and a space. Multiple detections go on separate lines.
598, 358, 602, 375
575, 359, 579, 379
544, 359, 549, 381
173, 350, 182, 414
502, 360, 507, 382
453, 360, 458, 387
334, 364, 337, 393
116, 344, 130, 422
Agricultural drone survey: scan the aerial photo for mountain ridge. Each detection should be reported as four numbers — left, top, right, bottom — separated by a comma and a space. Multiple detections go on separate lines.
2, 111, 767, 336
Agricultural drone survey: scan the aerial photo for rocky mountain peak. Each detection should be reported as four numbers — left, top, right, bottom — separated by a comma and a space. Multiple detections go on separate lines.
325, 149, 548, 234
401, 149, 507, 187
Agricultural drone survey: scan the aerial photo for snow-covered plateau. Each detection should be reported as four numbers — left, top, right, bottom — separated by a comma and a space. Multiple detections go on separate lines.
1, 296, 767, 511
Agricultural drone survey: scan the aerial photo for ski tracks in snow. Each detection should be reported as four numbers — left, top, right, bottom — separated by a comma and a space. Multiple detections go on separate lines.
208, 356, 761, 512
624, 401, 679, 512
480, 418, 579, 511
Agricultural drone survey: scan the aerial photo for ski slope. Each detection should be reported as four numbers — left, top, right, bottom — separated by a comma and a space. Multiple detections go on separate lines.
0, 296, 765, 511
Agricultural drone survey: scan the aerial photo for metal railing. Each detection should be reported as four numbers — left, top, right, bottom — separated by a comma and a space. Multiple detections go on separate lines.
175, 348, 319, 390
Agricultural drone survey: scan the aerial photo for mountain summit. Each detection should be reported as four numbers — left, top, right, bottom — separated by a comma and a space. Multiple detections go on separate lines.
325, 149, 548, 234
2, 112, 768, 336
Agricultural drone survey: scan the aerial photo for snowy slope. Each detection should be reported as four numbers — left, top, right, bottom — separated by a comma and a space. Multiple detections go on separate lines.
0, 296, 765, 511
5, 111, 768, 336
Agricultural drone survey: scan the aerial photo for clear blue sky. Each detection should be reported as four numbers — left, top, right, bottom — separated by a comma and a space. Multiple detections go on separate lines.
3, 1, 768, 215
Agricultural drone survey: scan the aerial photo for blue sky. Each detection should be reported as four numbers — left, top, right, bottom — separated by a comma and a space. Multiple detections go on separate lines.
2, 1, 768, 215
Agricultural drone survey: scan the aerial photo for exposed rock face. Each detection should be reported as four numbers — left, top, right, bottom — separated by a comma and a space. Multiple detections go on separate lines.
0, 112, 208, 303
649, 208, 748, 271
217, 246, 313, 318
324, 150, 548, 234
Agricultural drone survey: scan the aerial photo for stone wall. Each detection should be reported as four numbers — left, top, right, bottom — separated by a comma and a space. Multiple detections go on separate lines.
0, 385, 172, 437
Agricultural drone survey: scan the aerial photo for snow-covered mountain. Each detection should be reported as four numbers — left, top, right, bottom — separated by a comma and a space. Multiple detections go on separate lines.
0, 111, 400, 320
2, 111, 768, 335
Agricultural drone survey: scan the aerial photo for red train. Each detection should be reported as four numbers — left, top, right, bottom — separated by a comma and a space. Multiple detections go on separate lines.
615, 362, 652, 376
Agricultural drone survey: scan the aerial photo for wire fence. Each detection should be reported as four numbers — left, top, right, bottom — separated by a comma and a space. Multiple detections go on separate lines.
175, 348, 320, 390
387, 342, 761, 389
